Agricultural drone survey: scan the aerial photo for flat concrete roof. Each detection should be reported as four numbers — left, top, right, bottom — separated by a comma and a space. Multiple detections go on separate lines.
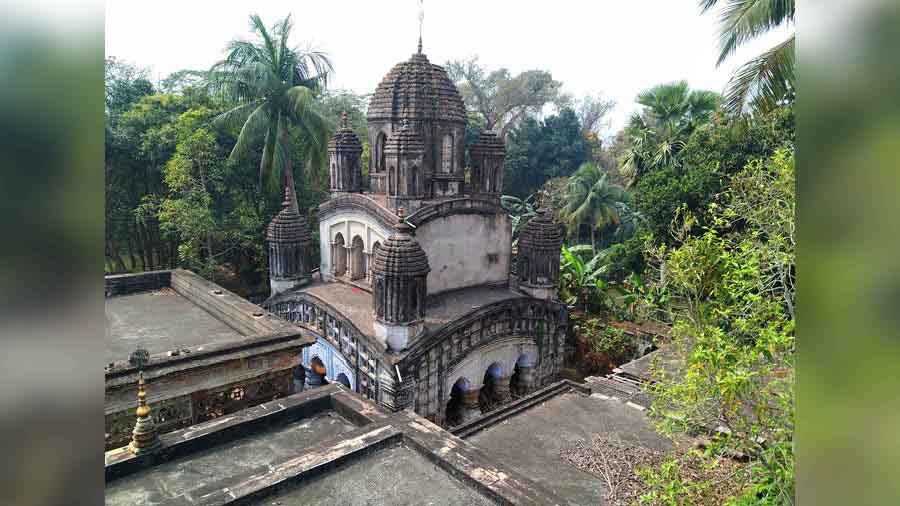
466, 391, 670, 506
105, 289, 244, 364
424, 285, 523, 330
292, 281, 523, 338
299, 281, 376, 336
105, 410, 357, 506
249, 443, 494, 506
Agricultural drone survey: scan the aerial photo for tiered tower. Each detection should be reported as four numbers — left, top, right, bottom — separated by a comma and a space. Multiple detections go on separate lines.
469, 130, 506, 198
266, 189, 312, 296
370, 209, 430, 352
328, 111, 363, 194
516, 208, 563, 300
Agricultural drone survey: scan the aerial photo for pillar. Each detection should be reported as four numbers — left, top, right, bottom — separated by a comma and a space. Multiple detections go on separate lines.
495, 375, 512, 404
515, 366, 534, 396
462, 388, 481, 422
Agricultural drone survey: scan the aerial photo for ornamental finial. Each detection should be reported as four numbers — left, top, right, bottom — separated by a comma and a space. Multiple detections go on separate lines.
340, 111, 348, 129
128, 348, 161, 455
417, 0, 424, 53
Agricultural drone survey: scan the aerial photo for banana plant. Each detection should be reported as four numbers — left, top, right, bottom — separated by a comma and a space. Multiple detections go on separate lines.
559, 244, 615, 312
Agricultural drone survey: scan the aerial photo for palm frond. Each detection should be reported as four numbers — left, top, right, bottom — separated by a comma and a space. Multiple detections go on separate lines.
716, 0, 795, 66
228, 104, 271, 165
722, 34, 795, 115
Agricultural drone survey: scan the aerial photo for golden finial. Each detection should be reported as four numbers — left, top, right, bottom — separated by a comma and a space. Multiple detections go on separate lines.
128, 348, 160, 455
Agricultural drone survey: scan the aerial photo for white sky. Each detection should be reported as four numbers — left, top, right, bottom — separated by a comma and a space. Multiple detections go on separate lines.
105, 0, 790, 135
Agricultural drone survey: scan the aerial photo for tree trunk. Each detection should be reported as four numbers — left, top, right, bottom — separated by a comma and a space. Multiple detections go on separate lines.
591, 227, 597, 254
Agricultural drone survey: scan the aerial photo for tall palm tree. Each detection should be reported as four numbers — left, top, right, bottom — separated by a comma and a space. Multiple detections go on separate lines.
208, 14, 332, 212
700, 0, 796, 115
561, 163, 630, 253
620, 81, 720, 185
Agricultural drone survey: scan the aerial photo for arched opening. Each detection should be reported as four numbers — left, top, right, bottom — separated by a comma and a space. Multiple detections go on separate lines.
377, 133, 387, 172
350, 235, 365, 280
511, 354, 531, 397
388, 166, 395, 196
336, 373, 352, 390
479, 362, 504, 413
333, 233, 346, 277
410, 165, 418, 195
441, 134, 453, 173
445, 377, 470, 427
308, 356, 328, 388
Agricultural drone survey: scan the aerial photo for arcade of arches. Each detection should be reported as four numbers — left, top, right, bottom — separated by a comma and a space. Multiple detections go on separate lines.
444, 344, 537, 426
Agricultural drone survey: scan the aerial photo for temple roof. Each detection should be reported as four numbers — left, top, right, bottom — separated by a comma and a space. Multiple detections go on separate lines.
518, 208, 563, 253
367, 51, 466, 124
469, 130, 506, 156
384, 121, 426, 154
266, 193, 312, 245
328, 111, 363, 153
371, 219, 430, 277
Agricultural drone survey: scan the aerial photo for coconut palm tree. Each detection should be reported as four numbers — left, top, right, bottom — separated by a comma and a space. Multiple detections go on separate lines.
619, 81, 720, 185
561, 163, 630, 253
208, 14, 332, 212
700, 0, 796, 115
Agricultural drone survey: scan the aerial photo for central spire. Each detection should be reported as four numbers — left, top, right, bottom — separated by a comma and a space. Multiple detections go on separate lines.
417, 0, 424, 53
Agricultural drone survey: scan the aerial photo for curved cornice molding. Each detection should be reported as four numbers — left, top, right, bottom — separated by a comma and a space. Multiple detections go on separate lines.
318, 194, 398, 230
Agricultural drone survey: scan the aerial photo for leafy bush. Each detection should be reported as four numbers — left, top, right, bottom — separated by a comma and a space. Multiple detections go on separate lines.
573, 318, 635, 374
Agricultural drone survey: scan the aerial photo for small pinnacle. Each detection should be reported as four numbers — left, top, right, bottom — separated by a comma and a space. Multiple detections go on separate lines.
418, 35, 422, 54
398, 207, 406, 219
340, 111, 348, 129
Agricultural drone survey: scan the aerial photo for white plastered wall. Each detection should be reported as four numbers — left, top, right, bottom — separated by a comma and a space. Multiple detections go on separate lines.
319, 210, 390, 282
414, 212, 511, 294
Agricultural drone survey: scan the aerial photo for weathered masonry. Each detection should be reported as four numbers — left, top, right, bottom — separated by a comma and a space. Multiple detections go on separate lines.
104, 269, 315, 450
262, 39, 568, 427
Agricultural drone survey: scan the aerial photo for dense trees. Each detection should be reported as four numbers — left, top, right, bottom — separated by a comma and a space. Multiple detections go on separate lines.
208, 14, 332, 211
445, 57, 566, 140
619, 81, 720, 186
560, 163, 629, 253
503, 108, 592, 198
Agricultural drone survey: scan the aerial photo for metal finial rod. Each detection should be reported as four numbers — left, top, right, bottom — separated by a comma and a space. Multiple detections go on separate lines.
417, 0, 424, 53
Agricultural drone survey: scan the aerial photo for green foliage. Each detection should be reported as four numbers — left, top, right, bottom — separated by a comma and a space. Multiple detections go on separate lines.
559, 244, 617, 312
620, 81, 720, 185
640, 147, 795, 504
208, 14, 332, 207
504, 108, 591, 198
573, 319, 635, 373
500, 193, 537, 244
445, 56, 565, 139
560, 162, 630, 252
699, 0, 796, 116
633, 105, 794, 244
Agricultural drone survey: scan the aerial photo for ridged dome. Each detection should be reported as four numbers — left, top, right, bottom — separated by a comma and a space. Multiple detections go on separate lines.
367, 52, 466, 124
384, 121, 425, 154
328, 112, 362, 153
266, 198, 312, 245
371, 222, 430, 277
469, 130, 505, 156
518, 209, 562, 253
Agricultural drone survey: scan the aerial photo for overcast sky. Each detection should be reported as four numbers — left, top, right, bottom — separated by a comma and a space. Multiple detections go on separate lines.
106, 0, 789, 135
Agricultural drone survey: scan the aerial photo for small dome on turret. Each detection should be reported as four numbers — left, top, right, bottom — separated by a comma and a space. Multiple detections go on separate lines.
518, 208, 562, 254
266, 196, 312, 245
371, 217, 430, 278
469, 130, 505, 156
328, 112, 362, 154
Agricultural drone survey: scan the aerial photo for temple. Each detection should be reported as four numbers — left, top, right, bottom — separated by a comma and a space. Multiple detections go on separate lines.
261, 43, 568, 426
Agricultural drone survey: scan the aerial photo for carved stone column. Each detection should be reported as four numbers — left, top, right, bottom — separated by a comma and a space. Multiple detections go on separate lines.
515, 366, 534, 396
494, 375, 512, 404
462, 388, 481, 422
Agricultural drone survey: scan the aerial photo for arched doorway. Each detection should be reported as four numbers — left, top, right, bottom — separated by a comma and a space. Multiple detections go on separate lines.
336, 373, 352, 390
333, 233, 346, 277
302, 336, 356, 392
445, 377, 471, 427
350, 235, 365, 280
308, 356, 328, 388
479, 362, 504, 413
